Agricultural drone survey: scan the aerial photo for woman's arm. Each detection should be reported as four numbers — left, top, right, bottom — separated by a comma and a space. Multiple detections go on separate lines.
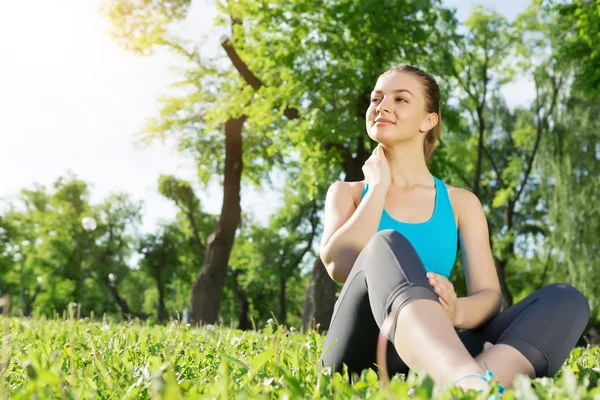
319, 181, 387, 284
453, 189, 502, 330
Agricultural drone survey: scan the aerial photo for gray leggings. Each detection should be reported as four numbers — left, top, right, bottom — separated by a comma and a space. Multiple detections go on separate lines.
321, 230, 590, 378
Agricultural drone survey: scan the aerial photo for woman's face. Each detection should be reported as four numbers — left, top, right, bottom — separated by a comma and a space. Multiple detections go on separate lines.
365, 72, 433, 146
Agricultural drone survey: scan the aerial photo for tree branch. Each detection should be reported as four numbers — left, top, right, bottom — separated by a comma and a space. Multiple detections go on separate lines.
482, 144, 506, 188
436, 137, 472, 189
162, 38, 200, 65
287, 202, 319, 270
456, 57, 478, 104
185, 196, 205, 254
221, 38, 299, 120
221, 38, 264, 91
536, 247, 553, 290
514, 72, 564, 204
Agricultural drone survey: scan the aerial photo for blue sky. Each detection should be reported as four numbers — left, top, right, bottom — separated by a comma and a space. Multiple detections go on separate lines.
0, 0, 532, 233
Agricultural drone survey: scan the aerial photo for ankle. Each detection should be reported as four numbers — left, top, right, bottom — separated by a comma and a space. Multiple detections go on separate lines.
452, 361, 486, 377
450, 363, 488, 391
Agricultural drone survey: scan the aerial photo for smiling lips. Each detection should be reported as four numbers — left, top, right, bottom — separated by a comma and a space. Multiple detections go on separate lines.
374, 117, 395, 125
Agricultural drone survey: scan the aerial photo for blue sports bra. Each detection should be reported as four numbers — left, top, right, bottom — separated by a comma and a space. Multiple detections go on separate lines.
361, 176, 458, 278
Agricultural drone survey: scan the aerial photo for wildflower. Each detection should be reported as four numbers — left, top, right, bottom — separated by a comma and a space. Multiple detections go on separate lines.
263, 377, 274, 386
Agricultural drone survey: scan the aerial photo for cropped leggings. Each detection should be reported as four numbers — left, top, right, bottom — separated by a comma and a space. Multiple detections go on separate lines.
320, 230, 590, 378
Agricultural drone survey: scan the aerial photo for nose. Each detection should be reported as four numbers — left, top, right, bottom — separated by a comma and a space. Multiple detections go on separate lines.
376, 95, 392, 114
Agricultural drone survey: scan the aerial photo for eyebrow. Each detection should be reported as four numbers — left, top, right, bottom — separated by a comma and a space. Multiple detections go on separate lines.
371, 89, 414, 97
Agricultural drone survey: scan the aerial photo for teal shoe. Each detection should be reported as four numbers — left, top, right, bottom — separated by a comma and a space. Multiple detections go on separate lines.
454, 363, 505, 399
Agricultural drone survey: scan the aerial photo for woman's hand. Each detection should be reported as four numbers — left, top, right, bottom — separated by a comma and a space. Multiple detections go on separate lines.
362, 144, 391, 189
427, 272, 460, 326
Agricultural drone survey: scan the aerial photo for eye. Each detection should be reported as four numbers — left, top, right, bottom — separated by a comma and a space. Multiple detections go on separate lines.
396, 97, 407, 103
371, 97, 381, 104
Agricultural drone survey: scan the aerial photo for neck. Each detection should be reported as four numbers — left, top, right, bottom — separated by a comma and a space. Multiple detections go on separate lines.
382, 139, 432, 188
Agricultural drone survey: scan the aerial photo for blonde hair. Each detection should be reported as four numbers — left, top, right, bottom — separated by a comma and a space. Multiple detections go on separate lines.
380, 64, 441, 164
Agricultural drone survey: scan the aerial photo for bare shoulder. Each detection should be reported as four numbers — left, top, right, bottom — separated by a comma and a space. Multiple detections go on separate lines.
327, 180, 366, 208
445, 185, 484, 225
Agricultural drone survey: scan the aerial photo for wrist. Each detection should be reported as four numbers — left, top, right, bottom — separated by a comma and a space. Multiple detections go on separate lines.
453, 298, 465, 328
369, 182, 390, 192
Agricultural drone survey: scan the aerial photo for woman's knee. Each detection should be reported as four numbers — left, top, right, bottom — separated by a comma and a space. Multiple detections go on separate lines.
369, 229, 412, 249
361, 230, 438, 340
361, 230, 426, 277
539, 283, 590, 319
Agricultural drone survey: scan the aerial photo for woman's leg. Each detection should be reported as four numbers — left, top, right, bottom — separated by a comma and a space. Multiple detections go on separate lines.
322, 230, 489, 389
363, 230, 488, 389
319, 234, 409, 378
459, 283, 590, 388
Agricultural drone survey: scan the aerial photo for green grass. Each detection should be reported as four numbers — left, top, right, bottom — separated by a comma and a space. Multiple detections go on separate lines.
1, 316, 599, 399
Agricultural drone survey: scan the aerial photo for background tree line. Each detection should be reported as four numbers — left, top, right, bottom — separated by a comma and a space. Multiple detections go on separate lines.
1, 0, 598, 339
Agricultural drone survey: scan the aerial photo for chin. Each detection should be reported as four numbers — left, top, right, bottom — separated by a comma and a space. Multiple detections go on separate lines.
367, 127, 396, 144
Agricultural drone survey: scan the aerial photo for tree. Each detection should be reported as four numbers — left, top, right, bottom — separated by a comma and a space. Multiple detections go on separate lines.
441, 5, 573, 309
446, 7, 522, 308
0, 191, 45, 315
539, 90, 600, 314
138, 223, 182, 323
543, 0, 600, 96
227, 179, 319, 328
0, 176, 142, 318
101, 0, 282, 325
88, 193, 142, 320
215, 0, 460, 331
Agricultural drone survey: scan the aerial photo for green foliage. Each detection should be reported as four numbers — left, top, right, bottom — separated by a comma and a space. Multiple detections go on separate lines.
6, 0, 598, 338
99, 0, 193, 56
225, 177, 320, 328
2, 317, 599, 398
541, 0, 600, 96
0, 175, 143, 318
537, 89, 600, 313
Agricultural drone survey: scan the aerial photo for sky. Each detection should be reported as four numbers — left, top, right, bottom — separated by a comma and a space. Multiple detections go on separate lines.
0, 0, 533, 234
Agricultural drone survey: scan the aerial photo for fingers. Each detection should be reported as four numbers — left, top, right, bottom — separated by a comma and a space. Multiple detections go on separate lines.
439, 296, 450, 310
426, 272, 453, 291
426, 272, 455, 304
368, 145, 381, 162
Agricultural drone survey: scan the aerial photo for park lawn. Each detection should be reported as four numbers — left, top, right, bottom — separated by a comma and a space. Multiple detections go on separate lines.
1, 317, 599, 399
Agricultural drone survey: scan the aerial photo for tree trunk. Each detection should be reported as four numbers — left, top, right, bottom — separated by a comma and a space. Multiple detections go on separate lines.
231, 268, 250, 330
156, 233, 168, 323
105, 277, 131, 320
302, 257, 338, 332
189, 116, 245, 325
302, 134, 369, 332
25, 286, 42, 317
496, 203, 516, 309
472, 105, 486, 197
279, 277, 287, 326
157, 277, 166, 324
495, 258, 513, 309
488, 218, 514, 310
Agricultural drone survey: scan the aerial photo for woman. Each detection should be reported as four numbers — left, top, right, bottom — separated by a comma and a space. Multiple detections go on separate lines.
318, 64, 590, 392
